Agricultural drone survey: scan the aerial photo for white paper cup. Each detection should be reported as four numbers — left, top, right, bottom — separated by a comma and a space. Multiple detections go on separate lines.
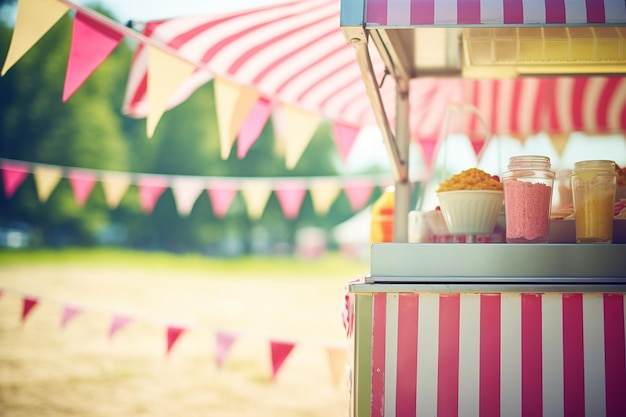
437, 190, 504, 234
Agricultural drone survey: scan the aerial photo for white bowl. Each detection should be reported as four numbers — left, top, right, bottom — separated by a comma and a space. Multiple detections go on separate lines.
437, 190, 504, 234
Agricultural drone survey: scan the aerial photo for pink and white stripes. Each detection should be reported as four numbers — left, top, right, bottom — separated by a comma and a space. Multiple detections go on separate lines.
366, 292, 626, 417
365, 0, 626, 26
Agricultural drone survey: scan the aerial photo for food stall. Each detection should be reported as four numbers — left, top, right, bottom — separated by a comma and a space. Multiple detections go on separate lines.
340, 0, 626, 415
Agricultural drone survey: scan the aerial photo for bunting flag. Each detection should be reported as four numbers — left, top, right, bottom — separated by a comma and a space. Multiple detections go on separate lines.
67, 170, 97, 207
146, 46, 196, 138
549, 133, 572, 157
33, 165, 63, 202
21, 296, 39, 323
63, 11, 124, 102
1, 160, 29, 198
206, 182, 238, 218
166, 325, 187, 355
137, 175, 169, 214
332, 122, 360, 162
215, 330, 238, 369
1, 158, 393, 220
309, 178, 343, 215
214, 76, 262, 160
1, 0, 69, 76
270, 340, 295, 380
274, 182, 308, 220
241, 181, 273, 220
0, 288, 348, 384
343, 180, 375, 212
100, 171, 132, 209
238, 97, 273, 159
326, 346, 348, 387
282, 105, 322, 169
61, 305, 83, 329
170, 177, 205, 217
108, 315, 132, 340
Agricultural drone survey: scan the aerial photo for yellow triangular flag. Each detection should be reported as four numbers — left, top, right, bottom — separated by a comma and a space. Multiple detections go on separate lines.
100, 172, 131, 208
146, 46, 196, 138
170, 177, 205, 217
548, 133, 571, 157
309, 178, 342, 215
214, 76, 261, 159
1, 0, 69, 75
326, 346, 347, 387
33, 165, 62, 202
240, 180, 272, 220
281, 105, 321, 169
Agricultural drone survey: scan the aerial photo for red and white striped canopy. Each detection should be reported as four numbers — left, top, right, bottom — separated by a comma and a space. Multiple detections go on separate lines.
365, 0, 626, 26
123, 0, 626, 145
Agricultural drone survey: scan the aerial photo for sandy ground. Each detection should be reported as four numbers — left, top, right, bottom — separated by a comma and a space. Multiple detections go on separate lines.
0, 255, 368, 417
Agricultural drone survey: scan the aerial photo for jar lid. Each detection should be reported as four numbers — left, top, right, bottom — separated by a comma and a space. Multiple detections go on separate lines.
574, 160, 616, 171
507, 155, 552, 170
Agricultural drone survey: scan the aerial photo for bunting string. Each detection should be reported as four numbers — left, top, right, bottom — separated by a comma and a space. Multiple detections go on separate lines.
0, 286, 349, 384
0, 158, 395, 217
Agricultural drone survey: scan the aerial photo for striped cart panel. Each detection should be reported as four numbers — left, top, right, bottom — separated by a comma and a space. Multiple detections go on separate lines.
364, 0, 626, 26
351, 291, 626, 417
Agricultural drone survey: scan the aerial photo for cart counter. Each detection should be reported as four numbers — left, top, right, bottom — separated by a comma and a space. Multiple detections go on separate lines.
347, 244, 626, 417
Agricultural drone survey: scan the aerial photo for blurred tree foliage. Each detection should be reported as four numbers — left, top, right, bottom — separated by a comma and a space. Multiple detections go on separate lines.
0, 5, 372, 254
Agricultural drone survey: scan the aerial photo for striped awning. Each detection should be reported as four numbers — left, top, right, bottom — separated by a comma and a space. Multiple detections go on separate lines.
364, 0, 626, 26
123, 0, 626, 147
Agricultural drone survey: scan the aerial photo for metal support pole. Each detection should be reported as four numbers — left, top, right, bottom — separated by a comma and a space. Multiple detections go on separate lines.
394, 81, 410, 242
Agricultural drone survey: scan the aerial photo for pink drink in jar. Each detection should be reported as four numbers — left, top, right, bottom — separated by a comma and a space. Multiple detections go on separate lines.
502, 156, 555, 243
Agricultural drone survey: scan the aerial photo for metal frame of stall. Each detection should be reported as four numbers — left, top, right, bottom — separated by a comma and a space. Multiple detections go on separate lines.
340, 1, 626, 416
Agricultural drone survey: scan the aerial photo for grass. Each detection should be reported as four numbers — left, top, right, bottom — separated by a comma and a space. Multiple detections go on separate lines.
0, 247, 370, 278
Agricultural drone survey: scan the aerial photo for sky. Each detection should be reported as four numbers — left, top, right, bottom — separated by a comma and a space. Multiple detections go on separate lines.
74, 0, 284, 22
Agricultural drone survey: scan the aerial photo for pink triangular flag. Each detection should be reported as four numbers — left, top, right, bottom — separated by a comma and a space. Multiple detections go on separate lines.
470, 139, 486, 158
108, 315, 132, 340
270, 340, 295, 380
274, 183, 307, 220
343, 180, 374, 212
68, 170, 97, 207
238, 96, 272, 159
1, 161, 29, 198
61, 305, 82, 329
63, 11, 124, 101
332, 122, 360, 162
215, 330, 238, 369
166, 325, 186, 355
21, 296, 39, 323
207, 182, 238, 218
137, 176, 168, 214
419, 139, 438, 167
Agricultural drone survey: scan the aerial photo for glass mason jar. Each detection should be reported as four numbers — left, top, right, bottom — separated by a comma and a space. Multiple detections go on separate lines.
502, 155, 555, 243
570, 160, 617, 243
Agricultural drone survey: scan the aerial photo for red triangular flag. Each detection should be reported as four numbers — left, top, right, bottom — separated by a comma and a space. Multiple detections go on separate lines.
108, 315, 132, 340
215, 330, 238, 368
61, 305, 82, 328
274, 183, 307, 220
68, 170, 97, 207
238, 96, 272, 159
207, 182, 238, 218
470, 139, 486, 158
21, 296, 39, 323
332, 122, 360, 162
270, 340, 295, 380
137, 176, 168, 214
63, 11, 124, 101
419, 139, 438, 167
166, 325, 186, 355
343, 180, 374, 212
1, 161, 29, 198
